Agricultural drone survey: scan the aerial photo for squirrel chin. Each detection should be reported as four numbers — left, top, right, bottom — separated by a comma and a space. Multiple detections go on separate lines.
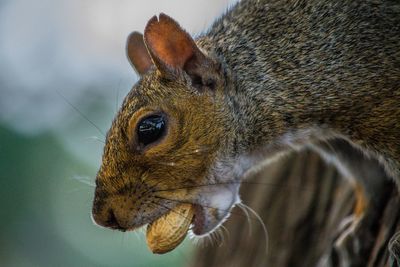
190, 183, 241, 236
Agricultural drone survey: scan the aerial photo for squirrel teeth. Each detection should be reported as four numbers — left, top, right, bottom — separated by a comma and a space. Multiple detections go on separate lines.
146, 203, 194, 254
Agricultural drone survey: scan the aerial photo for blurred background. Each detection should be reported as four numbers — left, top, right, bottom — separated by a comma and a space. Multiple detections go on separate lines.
0, 0, 237, 266
3, 1, 396, 266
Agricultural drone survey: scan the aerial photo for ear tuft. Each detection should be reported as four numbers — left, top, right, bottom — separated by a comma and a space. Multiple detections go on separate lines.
144, 13, 198, 71
126, 32, 153, 75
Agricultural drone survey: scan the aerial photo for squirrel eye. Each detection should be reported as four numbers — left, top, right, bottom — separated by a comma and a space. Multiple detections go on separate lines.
137, 114, 166, 147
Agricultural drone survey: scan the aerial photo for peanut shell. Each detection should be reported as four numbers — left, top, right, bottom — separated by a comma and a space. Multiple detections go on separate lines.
146, 203, 194, 254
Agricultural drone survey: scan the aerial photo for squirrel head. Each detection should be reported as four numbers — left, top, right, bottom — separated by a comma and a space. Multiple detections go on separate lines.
92, 14, 240, 236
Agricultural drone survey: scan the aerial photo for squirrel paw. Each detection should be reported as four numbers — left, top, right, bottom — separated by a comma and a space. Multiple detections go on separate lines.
334, 215, 365, 264
389, 232, 400, 267
330, 212, 376, 267
316, 213, 370, 267
335, 214, 363, 248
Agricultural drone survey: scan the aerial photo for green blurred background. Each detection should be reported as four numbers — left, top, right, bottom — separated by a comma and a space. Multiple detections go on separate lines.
0, 0, 236, 266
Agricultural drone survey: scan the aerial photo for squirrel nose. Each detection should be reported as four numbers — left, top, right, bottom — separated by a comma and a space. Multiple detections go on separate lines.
92, 208, 127, 232
106, 209, 126, 231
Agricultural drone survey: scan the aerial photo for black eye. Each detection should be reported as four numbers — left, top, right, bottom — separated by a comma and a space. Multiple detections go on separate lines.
137, 114, 166, 147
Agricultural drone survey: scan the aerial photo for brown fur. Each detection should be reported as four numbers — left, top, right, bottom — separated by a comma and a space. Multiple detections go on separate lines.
92, 0, 399, 251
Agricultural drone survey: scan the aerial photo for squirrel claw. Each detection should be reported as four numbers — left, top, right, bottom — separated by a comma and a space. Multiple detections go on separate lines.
325, 199, 378, 267
332, 214, 370, 267
389, 232, 400, 267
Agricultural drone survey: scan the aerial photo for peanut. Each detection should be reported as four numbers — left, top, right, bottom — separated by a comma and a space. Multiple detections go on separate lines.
146, 203, 194, 254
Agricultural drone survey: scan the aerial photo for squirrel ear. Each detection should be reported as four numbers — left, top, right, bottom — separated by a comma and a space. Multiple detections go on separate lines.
144, 13, 214, 85
126, 32, 154, 75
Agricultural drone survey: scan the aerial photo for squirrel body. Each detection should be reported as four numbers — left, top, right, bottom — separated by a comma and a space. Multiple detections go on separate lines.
203, 0, 400, 181
92, 0, 400, 256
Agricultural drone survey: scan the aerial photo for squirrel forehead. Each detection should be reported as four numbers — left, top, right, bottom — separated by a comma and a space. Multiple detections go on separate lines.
125, 72, 188, 104
118, 73, 204, 123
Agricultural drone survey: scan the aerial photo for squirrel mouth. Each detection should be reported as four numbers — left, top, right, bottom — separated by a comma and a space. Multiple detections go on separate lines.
190, 201, 235, 236
189, 183, 241, 236
192, 204, 206, 235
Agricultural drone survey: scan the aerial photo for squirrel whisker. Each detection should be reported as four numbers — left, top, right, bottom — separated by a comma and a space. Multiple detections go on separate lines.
148, 200, 193, 225
153, 195, 264, 228
84, 136, 105, 144
152, 180, 311, 194
57, 90, 105, 138
236, 202, 253, 236
237, 202, 269, 256
71, 175, 96, 187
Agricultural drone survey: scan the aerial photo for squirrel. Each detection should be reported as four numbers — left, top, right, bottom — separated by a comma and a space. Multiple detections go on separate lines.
91, 0, 400, 261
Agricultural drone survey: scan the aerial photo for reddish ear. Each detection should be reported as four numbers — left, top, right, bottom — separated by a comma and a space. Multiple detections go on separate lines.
126, 32, 153, 75
144, 13, 206, 74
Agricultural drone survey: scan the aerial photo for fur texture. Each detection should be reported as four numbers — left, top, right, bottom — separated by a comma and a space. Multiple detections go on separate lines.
92, 0, 399, 246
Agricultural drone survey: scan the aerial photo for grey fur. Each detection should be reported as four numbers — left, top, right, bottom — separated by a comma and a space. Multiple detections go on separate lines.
92, 0, 400, 258
197, 0, 400, 185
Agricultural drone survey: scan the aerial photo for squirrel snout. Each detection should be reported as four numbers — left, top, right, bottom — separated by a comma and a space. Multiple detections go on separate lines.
91, 192, 136, 231
91, 206, 127, 231
91, 188, 131, 231
91, 184, 160, 231
92, 200, 141, 231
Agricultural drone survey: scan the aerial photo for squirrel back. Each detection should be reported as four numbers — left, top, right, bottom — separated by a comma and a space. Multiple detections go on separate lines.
208, 3, 400, 260
200, 0, 400, 181
91, 0, 400, 248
